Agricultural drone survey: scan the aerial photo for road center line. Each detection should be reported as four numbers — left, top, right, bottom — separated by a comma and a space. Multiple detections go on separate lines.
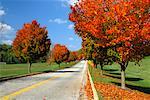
0, 73, 67, 100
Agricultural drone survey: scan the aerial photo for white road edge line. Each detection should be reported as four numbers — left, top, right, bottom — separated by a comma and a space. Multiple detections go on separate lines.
87, 61, 99, 100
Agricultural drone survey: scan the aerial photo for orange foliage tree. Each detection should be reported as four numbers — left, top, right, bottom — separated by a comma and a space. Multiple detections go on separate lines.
12, 20, 51, 73
76, 49, 85, 60
69, 0, 150, 89
68, 51, 78, 62
52, 44, 69, 66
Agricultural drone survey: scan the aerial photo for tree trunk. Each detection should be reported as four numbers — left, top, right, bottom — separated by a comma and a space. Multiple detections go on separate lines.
121, 69, 125, 89
100, 65, 103, 76
27, 59, 32, 73
93, 60, 97, 68
95, 64, 97, 68
120, 62, 126, 89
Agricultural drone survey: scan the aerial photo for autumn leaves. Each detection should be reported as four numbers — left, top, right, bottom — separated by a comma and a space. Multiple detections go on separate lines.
11, 0, 149, 90
69, 0, 150, 89
12, 20, 82, 73
49, 44, 83, 66
51, 44, 69, 66
13, 20, 51, 73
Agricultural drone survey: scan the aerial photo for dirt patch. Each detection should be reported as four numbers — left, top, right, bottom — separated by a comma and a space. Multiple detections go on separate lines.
94, 82, 150, 100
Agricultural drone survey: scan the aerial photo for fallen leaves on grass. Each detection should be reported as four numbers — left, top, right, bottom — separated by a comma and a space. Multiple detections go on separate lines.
94, 82, 150, 100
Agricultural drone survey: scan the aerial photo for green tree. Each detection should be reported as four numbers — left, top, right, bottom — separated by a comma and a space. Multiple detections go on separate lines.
0, 44, 19, 64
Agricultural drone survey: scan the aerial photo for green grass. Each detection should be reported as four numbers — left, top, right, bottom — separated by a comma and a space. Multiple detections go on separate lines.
89, 56, 150, 95
0, 62, 77, 79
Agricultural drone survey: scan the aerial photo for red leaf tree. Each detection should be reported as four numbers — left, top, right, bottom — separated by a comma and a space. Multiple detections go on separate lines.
12, 20, 51, 73
68, 51, 78, 62
69, 0, 150, 89
52, 44, 69, 66
77, 49, 85, 60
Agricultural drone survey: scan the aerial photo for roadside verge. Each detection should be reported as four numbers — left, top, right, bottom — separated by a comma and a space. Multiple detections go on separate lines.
79, 60, 99, 100
0, 62, 77, 82
87, 62, 99, 100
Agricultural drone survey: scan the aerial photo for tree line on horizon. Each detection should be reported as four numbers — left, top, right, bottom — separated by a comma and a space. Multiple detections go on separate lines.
0, 43, 84, 64
0, 20, 84, 73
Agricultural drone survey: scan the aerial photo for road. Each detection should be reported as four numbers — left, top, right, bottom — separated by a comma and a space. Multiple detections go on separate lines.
0, 61, 87, 100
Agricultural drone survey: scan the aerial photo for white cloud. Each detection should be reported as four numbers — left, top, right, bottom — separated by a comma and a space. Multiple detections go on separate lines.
0, 9, 5, 16
2, 40, 13, 45
69, 37, 74, 41
0, 22, 15, 45
49, 18, 67, 24
68, 24, 74, 29
0, 22, 14, 34
0, 5, 5, 17
0, 6, 15, 45
60, 0, 79, 6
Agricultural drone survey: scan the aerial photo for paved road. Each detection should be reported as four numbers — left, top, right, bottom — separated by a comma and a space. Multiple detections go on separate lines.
0, 61, 87, 100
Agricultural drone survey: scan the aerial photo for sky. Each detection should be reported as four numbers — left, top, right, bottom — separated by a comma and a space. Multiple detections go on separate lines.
0, 0, 81, 51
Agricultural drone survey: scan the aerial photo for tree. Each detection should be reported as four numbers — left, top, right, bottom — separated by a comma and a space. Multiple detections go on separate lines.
12, 20, 51, 73
77, 49, 85, 60
0, 44, 19, 64
68, 51, 78, 62
82, 35, 113, 75
52, 44, 69, 66
69, 0, 150, 89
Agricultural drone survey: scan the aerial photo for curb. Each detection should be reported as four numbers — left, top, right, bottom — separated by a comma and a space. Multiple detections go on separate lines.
79, 60, 88, 100
87, 62, 99, 100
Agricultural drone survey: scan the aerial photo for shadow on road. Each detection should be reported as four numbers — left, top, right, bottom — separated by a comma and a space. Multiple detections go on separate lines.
0, 70, 80, 82
43, 70, 80, 73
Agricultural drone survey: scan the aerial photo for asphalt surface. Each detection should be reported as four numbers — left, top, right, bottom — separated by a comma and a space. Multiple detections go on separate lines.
0, 61, 87, 100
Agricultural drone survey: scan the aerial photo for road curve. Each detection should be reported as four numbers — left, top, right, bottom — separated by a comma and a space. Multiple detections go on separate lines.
0, 61, 87, 100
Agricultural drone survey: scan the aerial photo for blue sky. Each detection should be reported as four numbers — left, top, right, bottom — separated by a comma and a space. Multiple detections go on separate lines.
0, 0, 81, 51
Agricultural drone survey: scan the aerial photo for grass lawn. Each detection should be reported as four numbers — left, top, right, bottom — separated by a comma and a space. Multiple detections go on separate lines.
89, 56, 150, 96
0, 62, 77, 79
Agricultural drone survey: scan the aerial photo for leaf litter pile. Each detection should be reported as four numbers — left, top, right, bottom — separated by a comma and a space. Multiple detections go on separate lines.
92, 70, 149, 99
85, 74, 94, 100
94, 82, 150, 100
